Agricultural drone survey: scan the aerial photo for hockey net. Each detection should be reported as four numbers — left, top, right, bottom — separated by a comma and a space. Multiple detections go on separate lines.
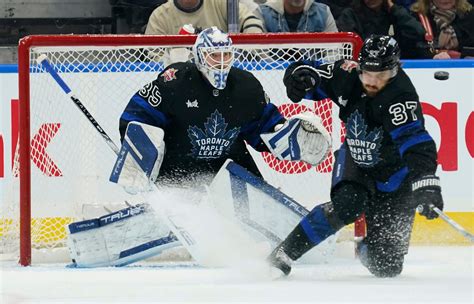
3, 33, 362, 265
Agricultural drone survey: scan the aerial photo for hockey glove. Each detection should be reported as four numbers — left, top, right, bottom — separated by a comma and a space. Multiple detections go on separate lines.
283, 63, 321, 103
411, 175, 444, 220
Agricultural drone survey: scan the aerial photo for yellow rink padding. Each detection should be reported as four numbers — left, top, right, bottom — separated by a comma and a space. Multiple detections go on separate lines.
340, 212, 474, 245
410, 212, 473, 245
1, 213, 473, 246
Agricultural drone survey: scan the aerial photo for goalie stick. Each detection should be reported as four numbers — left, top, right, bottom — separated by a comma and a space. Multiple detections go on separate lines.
36, 55, 120, 155
36, 54, 204, 263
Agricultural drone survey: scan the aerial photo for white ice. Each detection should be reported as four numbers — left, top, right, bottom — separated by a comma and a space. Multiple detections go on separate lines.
1, 246, 472, 304
2, 186, 473, 303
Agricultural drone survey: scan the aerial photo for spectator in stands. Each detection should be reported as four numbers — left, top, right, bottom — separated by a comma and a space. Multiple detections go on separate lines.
318, 0, 353, 20
337, 0, 426, 58
255, 0, 338, 32
145, 0, 264, 35
410, 0, 474, 59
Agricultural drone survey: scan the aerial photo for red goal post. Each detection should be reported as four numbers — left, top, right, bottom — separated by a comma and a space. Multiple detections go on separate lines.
12, 33, 363, 266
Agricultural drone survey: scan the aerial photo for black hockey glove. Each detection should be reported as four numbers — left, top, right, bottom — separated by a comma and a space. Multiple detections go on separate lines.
411, 175, 444, 220
283, 62, 321, 103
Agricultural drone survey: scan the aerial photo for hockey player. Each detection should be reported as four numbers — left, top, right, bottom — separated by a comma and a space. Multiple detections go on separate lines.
113, 26, 331, 189
268, 35, 444, 278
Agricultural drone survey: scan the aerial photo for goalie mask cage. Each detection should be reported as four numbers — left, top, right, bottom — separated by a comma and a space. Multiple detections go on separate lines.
7, 33, 363, 266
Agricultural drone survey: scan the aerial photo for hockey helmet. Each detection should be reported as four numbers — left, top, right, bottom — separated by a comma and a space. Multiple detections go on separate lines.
192, 27, 235, 90
359, 35, 400, 74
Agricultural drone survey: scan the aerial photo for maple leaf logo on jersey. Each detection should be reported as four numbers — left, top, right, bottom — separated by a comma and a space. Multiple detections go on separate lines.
346, 110, 383, 167
187, 110, 240, 159
161, 68, 178, 82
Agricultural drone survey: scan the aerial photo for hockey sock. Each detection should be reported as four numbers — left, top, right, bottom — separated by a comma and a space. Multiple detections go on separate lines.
280, 202, 342, 261
299, 204, 338, 246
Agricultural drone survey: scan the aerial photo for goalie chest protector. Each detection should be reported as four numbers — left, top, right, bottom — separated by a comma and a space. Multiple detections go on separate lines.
121, 62, 279, 179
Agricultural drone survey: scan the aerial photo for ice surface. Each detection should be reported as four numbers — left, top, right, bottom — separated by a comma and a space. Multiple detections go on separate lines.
1, 246, 472, 303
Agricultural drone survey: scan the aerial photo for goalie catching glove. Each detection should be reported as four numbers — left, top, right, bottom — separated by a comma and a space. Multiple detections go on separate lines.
110, 121, 165, 194
283, 63, 321, 103
260, 111, 331, 166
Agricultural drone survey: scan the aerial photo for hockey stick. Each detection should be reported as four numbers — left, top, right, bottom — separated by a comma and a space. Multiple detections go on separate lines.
418, 204, 474, 243
37, 55, 120, 154
36, 54, 203, 262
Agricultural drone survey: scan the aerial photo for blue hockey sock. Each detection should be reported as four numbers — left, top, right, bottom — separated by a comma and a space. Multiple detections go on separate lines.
300, 204, 337, 246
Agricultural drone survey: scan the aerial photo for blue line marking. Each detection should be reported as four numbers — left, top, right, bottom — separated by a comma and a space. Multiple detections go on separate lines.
0, 65, 18, 73
401, 59, 474, 69
2, 59, 473, 74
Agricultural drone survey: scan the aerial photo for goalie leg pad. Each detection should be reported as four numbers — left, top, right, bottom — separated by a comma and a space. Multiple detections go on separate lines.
110, 122, 165, 194
260, 111, 331, 166
207, 159, 309, 245
67, 203, 180, 267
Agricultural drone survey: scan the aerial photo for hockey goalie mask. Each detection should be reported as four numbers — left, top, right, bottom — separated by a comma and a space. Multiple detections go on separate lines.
192, 27, 235, 90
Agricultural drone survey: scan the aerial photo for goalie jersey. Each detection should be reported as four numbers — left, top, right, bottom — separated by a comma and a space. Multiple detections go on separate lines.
119, 62, 284, 180
308, 60, 438, 189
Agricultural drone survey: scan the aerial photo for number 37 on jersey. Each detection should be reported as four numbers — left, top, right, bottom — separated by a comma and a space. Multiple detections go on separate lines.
389, 101, 419, 126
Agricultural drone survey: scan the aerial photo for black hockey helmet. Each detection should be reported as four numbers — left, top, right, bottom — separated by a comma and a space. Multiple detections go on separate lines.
359, 35, 400, 72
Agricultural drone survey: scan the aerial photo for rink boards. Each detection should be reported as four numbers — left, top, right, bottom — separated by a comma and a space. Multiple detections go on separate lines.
0, 59, 472, 245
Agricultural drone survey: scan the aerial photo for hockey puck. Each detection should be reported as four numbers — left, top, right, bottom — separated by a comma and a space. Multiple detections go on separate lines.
434, 71, 449, 80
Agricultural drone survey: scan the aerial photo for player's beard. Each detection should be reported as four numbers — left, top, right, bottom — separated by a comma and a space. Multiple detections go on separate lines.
362, 83, 385, 97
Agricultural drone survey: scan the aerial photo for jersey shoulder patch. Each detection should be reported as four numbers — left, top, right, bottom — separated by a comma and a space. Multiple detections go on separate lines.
158, 62, 194, 86
161, 67, 179, 82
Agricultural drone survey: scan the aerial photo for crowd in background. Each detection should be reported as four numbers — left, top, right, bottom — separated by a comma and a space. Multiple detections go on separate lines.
143, 0, 473, 59
1, 0, 473, 60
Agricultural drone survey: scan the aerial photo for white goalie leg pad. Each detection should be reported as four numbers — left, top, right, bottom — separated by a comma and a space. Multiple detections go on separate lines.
67, 203, 179, 267
110, 122, 165, 194
260, 111, 331, 166
206, 159, 338, 264
207, 159, 309, 245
